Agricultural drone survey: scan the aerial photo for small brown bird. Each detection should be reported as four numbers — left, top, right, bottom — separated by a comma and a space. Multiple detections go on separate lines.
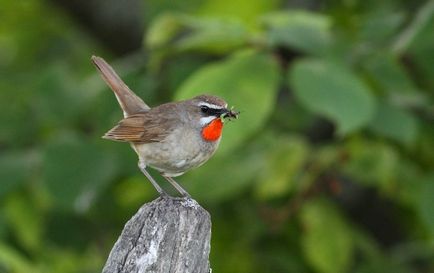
92, 56, 239, 197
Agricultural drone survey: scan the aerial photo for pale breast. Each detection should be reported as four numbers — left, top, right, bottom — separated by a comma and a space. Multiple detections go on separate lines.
132, 127, 221, 176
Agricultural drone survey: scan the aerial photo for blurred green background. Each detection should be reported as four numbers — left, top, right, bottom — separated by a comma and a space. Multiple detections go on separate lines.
1, 0, 434, 272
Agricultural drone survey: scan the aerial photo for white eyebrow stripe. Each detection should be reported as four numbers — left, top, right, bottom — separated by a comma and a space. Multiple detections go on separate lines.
199, 116, 218, 126
198, 102, 224, 110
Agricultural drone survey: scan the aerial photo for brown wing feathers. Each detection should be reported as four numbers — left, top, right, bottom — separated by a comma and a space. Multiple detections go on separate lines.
103, 115, 145, 142
103, 114, 170, 143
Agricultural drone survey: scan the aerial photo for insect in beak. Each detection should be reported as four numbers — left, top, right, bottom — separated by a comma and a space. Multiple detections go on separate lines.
220, 106, 240, 123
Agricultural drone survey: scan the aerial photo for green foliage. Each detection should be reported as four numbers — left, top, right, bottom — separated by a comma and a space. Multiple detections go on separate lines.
1, 0, 433, 272
43, 137, 119, 211
289, 59, 376, 135
300, 199, 354, 273
255, 135, 310, 199
0, 151, 38, 198
147, 14, 248, 55
368, 100, 418, 145
418, 174, 434, 236
261, 10, 332, 55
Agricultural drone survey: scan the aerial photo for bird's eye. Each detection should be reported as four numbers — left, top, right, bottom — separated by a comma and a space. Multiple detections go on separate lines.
200, 105, 209, 113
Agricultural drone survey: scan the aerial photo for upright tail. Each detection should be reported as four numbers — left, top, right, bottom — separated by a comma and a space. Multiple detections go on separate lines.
91, 56, 149, 117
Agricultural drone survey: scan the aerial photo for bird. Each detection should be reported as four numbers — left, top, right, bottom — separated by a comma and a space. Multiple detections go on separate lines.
91, 56, 239, 197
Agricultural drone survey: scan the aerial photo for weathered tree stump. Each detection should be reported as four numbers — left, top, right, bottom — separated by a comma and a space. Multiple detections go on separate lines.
102, 196, 211, 273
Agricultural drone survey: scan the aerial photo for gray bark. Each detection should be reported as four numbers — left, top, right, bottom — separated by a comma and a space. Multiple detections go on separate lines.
102, 196, 211, 273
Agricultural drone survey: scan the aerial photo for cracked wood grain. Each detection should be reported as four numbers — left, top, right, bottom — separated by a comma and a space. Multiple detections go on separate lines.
102, 196, 211, 273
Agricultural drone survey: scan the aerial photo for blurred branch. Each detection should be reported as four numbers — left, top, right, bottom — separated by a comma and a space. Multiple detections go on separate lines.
102, 197, 211, 273
392, 0, 434, 55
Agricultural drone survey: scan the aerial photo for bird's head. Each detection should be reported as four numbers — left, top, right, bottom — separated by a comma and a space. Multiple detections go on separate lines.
188, 94, 239, 142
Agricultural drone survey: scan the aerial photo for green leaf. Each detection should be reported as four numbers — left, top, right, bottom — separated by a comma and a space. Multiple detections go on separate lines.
261, 10, 332, 55
363, 54, 428, 109
43, 137, 119, 212
368, 101, 418, 145
408, 15, 434, 91
146, 14, 248, 54
364, 55, 417, 95
4, 193, 42, 252
288, 59, 376, 135
359, 9, 405, 47
198, 0, 280, 29
343, 139, 399, 190
0, 243, 38, 273
301, 199, 354, 273
255, 135, 310, 199
176, 49, 280, 155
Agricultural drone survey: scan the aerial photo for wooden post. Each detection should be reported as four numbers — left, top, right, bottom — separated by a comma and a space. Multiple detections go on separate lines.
102, 196, 211, 273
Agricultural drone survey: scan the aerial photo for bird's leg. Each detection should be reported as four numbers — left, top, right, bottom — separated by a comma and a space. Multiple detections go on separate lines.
161, 175, 191, 198
138, 161, 168, 196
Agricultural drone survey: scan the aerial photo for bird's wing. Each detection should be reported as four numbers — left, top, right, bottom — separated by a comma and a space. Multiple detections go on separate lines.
103, 112, 173, 143
91, 56, 150, 117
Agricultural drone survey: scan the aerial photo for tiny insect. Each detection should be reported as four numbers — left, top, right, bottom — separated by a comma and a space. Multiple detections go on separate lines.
220, 106, 240, 123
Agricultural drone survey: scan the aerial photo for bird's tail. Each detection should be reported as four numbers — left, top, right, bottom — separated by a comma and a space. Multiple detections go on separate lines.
91, 56, 149, 117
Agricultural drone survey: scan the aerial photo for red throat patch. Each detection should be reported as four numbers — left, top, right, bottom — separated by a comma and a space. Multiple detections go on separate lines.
202, 118, 223, 141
